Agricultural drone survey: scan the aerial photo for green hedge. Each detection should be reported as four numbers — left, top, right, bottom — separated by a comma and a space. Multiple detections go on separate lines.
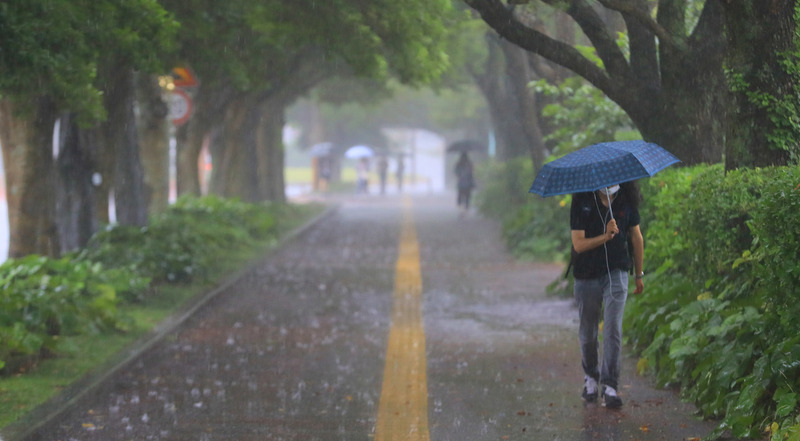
623, 165, 800, 440
0, 195, 284, 375
79, 195, 278, 287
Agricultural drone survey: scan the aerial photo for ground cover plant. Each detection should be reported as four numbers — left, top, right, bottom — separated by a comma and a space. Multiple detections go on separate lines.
0, 196, 323, 428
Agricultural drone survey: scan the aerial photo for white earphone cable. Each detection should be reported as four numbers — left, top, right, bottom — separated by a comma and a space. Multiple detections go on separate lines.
594, 192, 614, 288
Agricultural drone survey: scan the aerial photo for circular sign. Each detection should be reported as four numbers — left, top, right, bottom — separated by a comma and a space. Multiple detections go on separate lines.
167, 89, 193, 126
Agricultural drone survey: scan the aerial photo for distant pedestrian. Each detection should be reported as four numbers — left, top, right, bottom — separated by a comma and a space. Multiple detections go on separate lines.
319, 157, 331, 192
454, 152, 475, 214
570, 181, 644, 409
357, 158, 369, 194
396, 156, 405, 193
378, 156, 389, 195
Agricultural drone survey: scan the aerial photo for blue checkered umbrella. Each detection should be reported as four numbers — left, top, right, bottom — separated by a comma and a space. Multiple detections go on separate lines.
529, 140, 680, 197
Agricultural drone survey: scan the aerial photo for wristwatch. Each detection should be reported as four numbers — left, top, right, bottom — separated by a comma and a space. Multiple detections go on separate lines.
635, 272, 644, 280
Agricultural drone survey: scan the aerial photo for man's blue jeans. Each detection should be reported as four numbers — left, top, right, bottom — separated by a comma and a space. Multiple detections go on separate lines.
574, 270, 628, 390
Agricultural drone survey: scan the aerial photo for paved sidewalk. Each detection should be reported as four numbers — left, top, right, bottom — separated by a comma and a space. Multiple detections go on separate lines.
3, 193, 717, 441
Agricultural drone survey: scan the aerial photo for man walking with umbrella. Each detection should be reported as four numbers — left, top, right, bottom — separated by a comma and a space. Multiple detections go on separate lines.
570, 182, 644, 408
528, 140, 680, 409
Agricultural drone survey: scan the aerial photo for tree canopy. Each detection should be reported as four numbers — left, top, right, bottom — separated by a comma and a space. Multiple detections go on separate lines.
0, 0, 177, 123
465, 0, 800, 167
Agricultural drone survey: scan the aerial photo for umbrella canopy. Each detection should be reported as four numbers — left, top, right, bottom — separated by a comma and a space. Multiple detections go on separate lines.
345, 145, 374, 159
529, 140, 680, 197
309, 142, 333, 157
446, 139, 484, 153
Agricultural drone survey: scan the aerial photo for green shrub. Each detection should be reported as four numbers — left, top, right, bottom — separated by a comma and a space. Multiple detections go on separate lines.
474, 158, 534, 222
0, 255, 135, 372
502, 196, 571, 262
474, 158, 571, 262
80, 195, 278, 285
625, 164, 800, 439
1, 195, 285, 374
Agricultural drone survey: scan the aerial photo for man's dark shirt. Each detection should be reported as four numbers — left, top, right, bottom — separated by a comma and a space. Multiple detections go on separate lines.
570, 192, 640, 280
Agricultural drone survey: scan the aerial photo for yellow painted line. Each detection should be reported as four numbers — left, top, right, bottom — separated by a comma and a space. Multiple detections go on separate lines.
375, 197, 430, 441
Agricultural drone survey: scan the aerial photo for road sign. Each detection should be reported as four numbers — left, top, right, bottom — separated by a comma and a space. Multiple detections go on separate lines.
168, 89, 193, 126
171, 66, 199, 88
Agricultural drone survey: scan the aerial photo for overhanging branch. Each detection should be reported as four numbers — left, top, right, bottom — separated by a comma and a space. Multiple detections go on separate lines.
465, 0, 616, 96
595, 0, 677, 48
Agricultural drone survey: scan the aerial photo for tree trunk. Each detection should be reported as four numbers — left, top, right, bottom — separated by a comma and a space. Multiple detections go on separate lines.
723, 0, 795, 168
258, 98, 287, 202
56, 114, 97, 253
0, 100, 26, 256
176, 85, 234, 197
136, 73, 170, 214
500, 39, 547, 170
632, 0, 727, 165
0, 98, 60, 257
92, 124, 113, 225
175, 122, 199, 197
473, 34, 546, 165
175, 98, 203, 198
207, 127, 225, 195
102, 65, 148, 226
212, 95, 259, 201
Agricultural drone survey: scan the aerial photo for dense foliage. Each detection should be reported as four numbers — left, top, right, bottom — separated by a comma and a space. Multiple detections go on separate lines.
627, 165, 800, 440
532, 77, 636, 157
80, 195, 278, 288
0, 0, 177, 121
489, 163, 800, 439
474, 158, 571, 262
0, 196, 286, 375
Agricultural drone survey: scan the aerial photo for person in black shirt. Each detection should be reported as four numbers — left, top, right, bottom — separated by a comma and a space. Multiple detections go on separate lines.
570, 181, 644, 408
455, 152, 475, 215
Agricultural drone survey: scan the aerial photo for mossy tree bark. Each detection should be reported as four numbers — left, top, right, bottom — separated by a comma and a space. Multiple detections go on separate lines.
0, 98, 60, 257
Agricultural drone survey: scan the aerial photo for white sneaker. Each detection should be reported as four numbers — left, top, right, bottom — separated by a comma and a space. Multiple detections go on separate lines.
581, 376, 598, 402
603, 386, 623, 408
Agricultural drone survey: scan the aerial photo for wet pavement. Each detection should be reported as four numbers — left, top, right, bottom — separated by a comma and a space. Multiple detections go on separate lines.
5, 193, 716, 440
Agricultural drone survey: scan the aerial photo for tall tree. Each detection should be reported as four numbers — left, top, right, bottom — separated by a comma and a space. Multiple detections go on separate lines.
162, 0, 456, 202
471, 34, 547, 164
136, 73, 170, 214
465, 0, 729, 165
56, 113, 98, 253
0, 0, 176, 257
724, 1, 800, 168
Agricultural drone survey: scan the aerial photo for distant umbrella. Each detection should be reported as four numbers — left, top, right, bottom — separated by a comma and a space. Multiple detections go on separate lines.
345, 145, 374, 158
446, 139, 484, 153
309, 142, 333, 157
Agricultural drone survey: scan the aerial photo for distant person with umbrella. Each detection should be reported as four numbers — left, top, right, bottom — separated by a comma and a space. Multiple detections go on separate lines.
529, 140, 679, 409
454, 152, 475, 215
